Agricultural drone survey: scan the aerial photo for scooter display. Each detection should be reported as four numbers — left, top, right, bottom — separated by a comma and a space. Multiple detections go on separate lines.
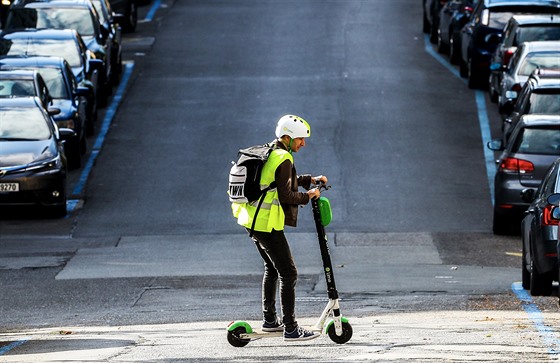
226, 183, 353, 346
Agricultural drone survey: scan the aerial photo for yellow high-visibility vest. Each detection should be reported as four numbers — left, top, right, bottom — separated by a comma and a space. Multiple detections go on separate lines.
232, 148, 293, 232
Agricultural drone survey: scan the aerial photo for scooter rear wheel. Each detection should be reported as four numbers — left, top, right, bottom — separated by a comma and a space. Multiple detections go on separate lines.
327, 321, 353, 344
227, 326, 251, 347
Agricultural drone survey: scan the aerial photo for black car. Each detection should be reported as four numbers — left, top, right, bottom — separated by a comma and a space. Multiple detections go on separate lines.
487, 114, 560, 235
0, 56, 91, 169
437, 0, 474, 63
459, 0, 560, 89
109, 0, 151, 33
521, 157, 560, 296
0, 97, 75, 217
488, 14, 560, 102
0, 29, 103, 133
3, 0, 119, 104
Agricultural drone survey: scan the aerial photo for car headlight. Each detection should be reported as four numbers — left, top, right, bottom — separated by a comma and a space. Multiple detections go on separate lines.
25, 154, 63, 174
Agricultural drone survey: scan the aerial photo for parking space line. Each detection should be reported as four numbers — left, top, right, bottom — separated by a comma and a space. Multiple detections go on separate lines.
144, 0, 162, 22
424, 34, 560, 358
512, 282, 560, 354
68, 62, 135, 211
0, 339, 28, 356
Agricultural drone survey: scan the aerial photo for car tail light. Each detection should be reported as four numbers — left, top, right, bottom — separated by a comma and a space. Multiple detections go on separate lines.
503, 49, 515, 66
463, 5, 473, 12
542, 205, 560, 226
511, 83, 522, 93
499, 157, 534, 174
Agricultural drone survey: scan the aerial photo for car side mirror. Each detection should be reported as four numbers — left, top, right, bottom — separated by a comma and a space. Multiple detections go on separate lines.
58, 128, 76, 141
521, 188, 536, 203
548, 193, 560, 206
487, 139, 504, 151
48, 107, 61, 116
490, 63, 503, 71
74, 86, 90, 98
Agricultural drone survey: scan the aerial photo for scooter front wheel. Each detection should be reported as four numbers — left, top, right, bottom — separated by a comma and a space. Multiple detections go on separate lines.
227, 326, 251, 347
327, 321, 353, 344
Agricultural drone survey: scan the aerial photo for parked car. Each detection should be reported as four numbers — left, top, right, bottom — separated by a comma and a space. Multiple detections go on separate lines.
424, 0, 450, 43
487, 114, 560, 235
521, 157, 560, 296
437, 0, 474, 63
502, 67, 560, 141
0, 28, 103, 133
3, 0, 119, 104
109, 0, 151, 33
0, 56, 91, 169
497, 41, 560, 115
459, 0, 560, 89
0, 97, 75, 217
489, 14, 560, 102
88, 0, 124, 84
0, 69, 53, 109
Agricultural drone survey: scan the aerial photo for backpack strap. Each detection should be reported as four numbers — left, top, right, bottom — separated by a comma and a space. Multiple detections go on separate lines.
249, 180, 276, 238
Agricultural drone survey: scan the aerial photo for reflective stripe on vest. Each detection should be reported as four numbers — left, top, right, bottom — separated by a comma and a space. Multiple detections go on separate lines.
231, 148, 293, 232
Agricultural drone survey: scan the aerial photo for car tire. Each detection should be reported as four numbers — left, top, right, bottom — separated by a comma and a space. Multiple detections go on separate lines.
522, 243, 530, 290
122, 1, 138, 33
467, 57, 480, 89
449, 34, 460, 65
492, 209, 509, 235
436, 31, 448, 54
529, 258, 553, 296
66, 139, 82, 170
459, 57, 468, 78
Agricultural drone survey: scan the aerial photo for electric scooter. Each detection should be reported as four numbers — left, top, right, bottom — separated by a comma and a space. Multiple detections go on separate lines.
226, 183, 353, 346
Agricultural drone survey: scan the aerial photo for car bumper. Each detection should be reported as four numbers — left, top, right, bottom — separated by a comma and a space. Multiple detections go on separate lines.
0, 171, 66, 208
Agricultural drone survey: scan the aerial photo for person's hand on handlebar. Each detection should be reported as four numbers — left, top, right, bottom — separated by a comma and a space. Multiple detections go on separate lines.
312, 175, 328, 185
307, 188, 321, 200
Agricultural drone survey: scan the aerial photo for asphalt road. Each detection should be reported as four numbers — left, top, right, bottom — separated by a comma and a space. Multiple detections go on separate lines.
1, 0, 560, 361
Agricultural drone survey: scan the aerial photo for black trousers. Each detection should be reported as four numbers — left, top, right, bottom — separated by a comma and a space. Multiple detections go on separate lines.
250, 228, 298, 331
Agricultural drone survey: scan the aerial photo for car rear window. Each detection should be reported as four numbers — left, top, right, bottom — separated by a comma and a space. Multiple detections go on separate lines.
38, 68, 69, 99
0, 107, 51, 140
0, 80, 35, 97
6, 8, 96, 37
518, 51, 560, 76
512, 126, 560, 155
518, 25, 560, 44
529, 92, 560, 114
0, 38, 83, 69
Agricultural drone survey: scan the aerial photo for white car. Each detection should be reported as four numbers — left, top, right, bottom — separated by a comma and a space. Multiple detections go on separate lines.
498, 40, 560, 116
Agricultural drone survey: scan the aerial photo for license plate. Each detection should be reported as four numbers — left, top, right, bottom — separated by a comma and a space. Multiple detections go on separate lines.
0, 183, 19, 192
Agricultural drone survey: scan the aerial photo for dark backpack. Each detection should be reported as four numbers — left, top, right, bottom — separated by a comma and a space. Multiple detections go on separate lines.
229, 143, 277, 237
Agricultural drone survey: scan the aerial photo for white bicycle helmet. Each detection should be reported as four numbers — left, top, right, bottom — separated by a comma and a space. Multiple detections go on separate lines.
275, 115, 311, 138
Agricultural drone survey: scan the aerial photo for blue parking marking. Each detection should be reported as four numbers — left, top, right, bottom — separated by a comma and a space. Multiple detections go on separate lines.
0, 339, 28, 356
145, 0, 161, 22
512, 282, 560, 354
68, 62, 135, 212
424, 34, 558, 357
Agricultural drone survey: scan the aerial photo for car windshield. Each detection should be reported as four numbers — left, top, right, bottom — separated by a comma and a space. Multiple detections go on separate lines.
0, 107, 51, 140
0, 80, 35, 97
0, 38, 83, 68
518, 25, 560, 44
512, 126, 560, 155
518, 51, 560, 76
37, 68, 68, 99
6, 8, 96, 37
529, 92, 560, 113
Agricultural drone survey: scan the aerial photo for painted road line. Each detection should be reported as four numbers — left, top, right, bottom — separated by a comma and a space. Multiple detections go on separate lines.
424, 34, 558, 358
145, 0, 162, 22
0, 339, 28, 356
68, 62, 135, 212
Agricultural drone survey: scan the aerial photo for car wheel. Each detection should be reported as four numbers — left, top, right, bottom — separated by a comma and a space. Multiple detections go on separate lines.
489, 75, 499, 103
436, 31, 448, 54
430, 21, 438, 44
423, 6, 430, 33
459, 57, 468, 78
449, 34, 460, 65
122, 1, 138, 33
522, 242, 530, 290
529, 258, 553, 296
467, 57, 481, 89
492, 209, 509, 235
65, 139, 82, 170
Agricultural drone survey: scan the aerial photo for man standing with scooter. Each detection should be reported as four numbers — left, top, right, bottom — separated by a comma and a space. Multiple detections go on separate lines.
231, 114, 328, 341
